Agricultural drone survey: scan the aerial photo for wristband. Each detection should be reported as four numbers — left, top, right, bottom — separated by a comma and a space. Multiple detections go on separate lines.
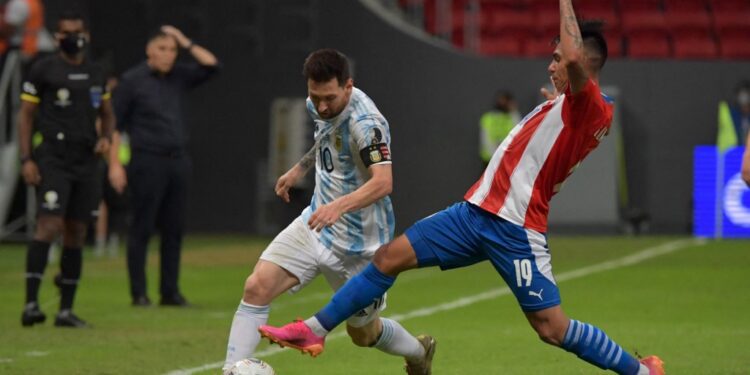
20, 155, 32, 164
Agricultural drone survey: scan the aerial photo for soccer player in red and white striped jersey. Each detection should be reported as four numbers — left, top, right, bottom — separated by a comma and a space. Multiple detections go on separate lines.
259, 1, 665, 374
464, 53, 613, 233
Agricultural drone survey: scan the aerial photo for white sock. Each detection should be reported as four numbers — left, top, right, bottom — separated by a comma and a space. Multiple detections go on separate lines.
223, 301, 270, 370
637, 364, 651, 375
373, 318, 425, 360
304, 316, 329, 337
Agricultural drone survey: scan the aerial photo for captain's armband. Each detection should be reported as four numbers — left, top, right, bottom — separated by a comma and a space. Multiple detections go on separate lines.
359, 143, 391, 168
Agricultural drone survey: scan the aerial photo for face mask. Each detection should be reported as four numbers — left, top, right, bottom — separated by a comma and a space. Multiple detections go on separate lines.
59, 34, 86, 56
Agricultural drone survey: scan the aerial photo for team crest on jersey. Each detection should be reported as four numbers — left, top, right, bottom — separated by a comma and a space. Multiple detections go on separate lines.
90, 86, 103, 109
23, 82, 37, 95
42, 191, 59, 210
54, 88, 72, 107
369, 150, 382, 163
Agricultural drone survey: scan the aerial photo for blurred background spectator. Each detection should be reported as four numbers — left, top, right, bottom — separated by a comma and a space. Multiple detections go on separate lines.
112, 26, 219, 308
479, 90, 519, 166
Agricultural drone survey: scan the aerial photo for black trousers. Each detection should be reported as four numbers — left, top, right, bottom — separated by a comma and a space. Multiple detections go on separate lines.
126, 150, 190, 299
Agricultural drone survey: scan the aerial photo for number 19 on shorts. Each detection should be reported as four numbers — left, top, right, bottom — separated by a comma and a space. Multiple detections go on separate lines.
513, 259, 532, 287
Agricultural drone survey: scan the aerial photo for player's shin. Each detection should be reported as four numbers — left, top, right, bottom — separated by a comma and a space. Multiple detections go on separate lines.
373, 318, 425, 360
561, 319, 643, 375
313, 263, 395, 332
223, 301, 270, 371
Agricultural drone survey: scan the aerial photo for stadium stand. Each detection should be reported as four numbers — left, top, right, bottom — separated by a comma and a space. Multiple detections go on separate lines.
627, 30, 672, 58
397, 0, 750, 59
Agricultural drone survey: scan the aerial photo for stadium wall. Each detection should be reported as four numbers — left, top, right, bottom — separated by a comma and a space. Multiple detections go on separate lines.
45, 0, 750, 234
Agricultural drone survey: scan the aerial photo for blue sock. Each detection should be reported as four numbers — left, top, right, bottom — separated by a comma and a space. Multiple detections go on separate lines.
562, 320, 641, 375
314, 263, 395, 331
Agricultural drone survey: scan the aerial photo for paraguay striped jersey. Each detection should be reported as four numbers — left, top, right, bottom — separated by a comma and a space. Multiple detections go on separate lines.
464, 79, 614, 233
302, 87, 395, 256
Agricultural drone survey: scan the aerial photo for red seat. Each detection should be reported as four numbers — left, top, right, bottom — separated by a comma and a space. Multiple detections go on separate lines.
605, 33, 624, 57
713, 11, 750, 36
619, 0, 663, 12
627, 31, 672, 58
577, 8, 621, 32
622, 10, 667, 33
481, 0, 521, 13
535, 10, 560, 38
576, 0, 618, 12
717, 29, 750, 42
480, 35, 523, 56
663, 0, 708, 10
710, 0, 750, 11
484, 10, 535, 36
665, 10, 713, 36
673, 35, 719, 58
524, 36, 556, 57
528, 0, 558, 12
720, 35, 750, 58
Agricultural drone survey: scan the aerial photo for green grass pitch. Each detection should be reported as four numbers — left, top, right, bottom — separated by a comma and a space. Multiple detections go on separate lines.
1, 236, 748, 374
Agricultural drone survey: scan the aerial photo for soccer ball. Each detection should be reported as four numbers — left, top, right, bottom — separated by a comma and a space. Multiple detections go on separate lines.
227, 358, 275, 375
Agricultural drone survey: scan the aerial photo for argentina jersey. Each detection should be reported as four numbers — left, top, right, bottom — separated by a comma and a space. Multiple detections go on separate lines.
302, 88, 395, 257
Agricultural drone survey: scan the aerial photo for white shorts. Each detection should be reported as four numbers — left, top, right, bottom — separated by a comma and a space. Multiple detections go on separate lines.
259, 216, 387, 327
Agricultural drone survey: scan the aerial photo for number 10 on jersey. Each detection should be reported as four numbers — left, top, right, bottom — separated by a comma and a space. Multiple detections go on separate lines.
320, 146, 334, 172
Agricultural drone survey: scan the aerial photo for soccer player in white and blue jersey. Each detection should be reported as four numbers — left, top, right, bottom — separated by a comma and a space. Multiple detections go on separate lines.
223, 49, 434, 374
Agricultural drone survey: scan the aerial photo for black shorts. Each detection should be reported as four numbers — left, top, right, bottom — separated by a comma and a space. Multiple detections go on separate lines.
36, 162, 102, 222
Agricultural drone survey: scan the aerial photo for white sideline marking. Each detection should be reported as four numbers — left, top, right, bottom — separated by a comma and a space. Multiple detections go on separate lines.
164, 238, 705, 375
0, 358, 13, 363
25, 351, 49, 357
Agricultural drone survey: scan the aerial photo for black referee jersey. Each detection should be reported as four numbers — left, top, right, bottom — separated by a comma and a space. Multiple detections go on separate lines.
21, 54, 109, 176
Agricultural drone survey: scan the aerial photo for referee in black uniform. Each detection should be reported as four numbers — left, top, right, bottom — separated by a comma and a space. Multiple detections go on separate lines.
19, 12, 116, 328
111, 26, 218, 307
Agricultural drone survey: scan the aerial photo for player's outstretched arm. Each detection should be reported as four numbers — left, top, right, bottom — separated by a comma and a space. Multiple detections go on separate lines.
308, 164, 392, 232
559, 0, 588, 94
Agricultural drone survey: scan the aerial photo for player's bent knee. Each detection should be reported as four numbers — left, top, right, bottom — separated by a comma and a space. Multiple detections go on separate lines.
34, 217, 64, 242
242, 276, 272, 304
373, 245, 407, 276
346, 324, 379, 347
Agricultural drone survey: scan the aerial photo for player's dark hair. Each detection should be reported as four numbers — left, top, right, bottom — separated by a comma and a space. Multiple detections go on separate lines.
57, 10, 86, 31
580, 20, 608, 71
147, 29, 173, 44
553, 19, 608, 72
303, 49, 351, 86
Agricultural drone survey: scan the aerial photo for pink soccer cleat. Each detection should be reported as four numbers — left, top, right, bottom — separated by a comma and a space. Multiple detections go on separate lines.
639, 355, 665, 375
258, 319, 326, 357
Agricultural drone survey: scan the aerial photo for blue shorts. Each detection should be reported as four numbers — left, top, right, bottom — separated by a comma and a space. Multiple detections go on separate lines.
404, 201, 561, 312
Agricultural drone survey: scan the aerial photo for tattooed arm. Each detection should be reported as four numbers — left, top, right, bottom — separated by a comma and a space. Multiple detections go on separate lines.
274, 145, 317, 203
559, 0, 589, 94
